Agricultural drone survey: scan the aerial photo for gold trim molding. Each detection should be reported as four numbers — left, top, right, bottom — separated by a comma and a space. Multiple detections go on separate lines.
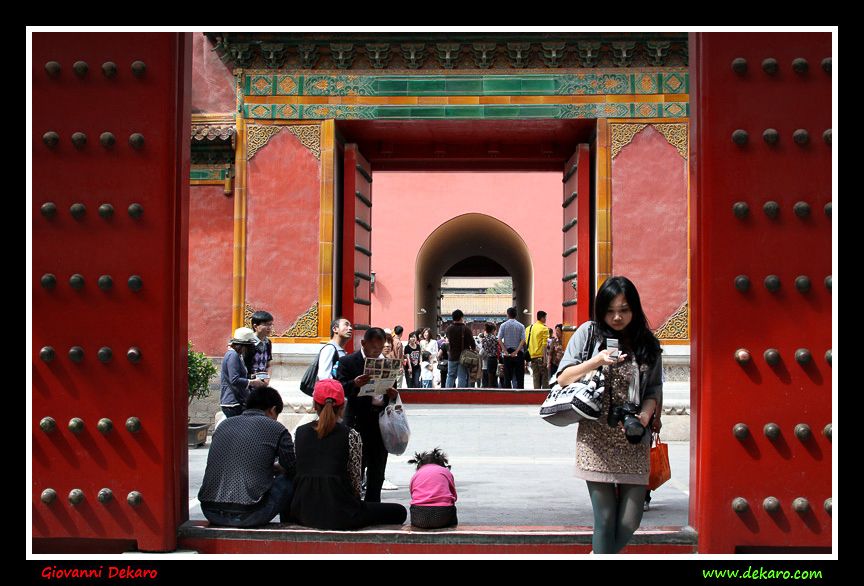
244, 299, 320, 338
243, 300, 255, 329
281, 301, 319, 337
245, 123, 322, 161
610, 123, 647, 158
654, 302, 689, 341
652, 123, 688, 159
286, 124, 322, 160
610, 122, 688, 159
246, 124, 281, 159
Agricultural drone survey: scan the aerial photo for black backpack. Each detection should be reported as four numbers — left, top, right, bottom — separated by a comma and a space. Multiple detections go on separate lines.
299, 343, 340, 396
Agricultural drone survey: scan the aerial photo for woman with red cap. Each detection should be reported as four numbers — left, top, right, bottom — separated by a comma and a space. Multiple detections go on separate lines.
290, 378, 407, 529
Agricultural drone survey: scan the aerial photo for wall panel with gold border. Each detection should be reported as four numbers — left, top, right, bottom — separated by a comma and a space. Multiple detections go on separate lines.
233, 118, 335, 344
599, 118, 690, 343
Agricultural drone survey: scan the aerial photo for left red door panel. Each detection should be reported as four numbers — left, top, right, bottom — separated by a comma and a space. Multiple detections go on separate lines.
31, 32, 192, 553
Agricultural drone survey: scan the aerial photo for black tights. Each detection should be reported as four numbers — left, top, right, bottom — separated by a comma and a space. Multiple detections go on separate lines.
586, 481, 646, 554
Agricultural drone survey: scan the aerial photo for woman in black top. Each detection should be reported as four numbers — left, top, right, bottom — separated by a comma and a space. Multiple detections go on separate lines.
404, 332, 422, 388
290, 379, 407, 530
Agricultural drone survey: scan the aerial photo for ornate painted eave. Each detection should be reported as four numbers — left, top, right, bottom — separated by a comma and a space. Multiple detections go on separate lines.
192, 123, 235, 147
190, 113, 236, 185
204, 32, 688, 72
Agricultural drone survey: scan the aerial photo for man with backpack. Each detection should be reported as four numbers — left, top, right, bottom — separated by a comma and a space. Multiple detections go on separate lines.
318, 317, 353, 381
300, 317, 353, 396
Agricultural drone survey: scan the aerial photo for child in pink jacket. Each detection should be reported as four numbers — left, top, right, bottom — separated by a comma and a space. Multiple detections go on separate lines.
408, 448, 457, 529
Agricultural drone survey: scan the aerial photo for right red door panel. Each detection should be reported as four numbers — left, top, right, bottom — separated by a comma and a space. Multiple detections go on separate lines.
690, 31, 833, 553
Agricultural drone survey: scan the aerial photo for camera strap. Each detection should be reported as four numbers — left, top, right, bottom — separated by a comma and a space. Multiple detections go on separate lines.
628, 368, 641, 405
580, 322, 598, 362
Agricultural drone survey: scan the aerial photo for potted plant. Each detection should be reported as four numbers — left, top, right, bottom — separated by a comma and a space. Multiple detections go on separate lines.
188, 341, 218, 447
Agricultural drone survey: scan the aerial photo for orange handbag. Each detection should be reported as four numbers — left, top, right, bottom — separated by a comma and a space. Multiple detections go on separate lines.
648, 434, 671, 491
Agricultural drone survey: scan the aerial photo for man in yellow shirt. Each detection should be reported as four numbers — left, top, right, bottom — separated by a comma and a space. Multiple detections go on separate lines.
526, 311, 550, 389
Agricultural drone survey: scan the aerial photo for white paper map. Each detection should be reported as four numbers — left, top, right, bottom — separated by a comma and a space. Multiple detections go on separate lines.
357, 357, 401, 396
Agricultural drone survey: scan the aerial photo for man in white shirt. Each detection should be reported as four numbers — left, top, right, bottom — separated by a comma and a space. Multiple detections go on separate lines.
317, 317, 353, 381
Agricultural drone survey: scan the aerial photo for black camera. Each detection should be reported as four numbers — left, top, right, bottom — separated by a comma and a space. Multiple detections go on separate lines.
608, 401, 646, 444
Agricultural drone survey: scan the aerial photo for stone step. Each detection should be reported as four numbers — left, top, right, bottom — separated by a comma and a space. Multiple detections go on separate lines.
177, 520, 698, 555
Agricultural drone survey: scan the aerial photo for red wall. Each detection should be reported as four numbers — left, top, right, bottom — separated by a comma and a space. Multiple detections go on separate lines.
370, 172, 563, 333
188, 33, 242, 356
188, 185, 234, 356
611, 126, 688, 330
190, 34, 235, 114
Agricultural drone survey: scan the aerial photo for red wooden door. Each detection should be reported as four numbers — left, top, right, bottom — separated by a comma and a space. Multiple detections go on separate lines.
690, 31, 833, 553
31, 32, 192, 553
562, 144, 592, 335
342, 144, 373, 351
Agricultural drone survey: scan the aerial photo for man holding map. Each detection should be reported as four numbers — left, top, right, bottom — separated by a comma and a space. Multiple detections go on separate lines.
336, 327, 400, 503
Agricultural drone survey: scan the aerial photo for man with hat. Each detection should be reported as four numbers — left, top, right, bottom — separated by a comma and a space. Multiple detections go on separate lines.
220, 327, 270, 418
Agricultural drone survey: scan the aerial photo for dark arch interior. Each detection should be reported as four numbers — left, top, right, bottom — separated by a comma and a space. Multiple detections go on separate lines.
444, 255, 509, 277
414, 213, 533, 331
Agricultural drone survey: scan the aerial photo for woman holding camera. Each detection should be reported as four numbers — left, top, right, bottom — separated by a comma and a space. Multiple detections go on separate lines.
556, 276, 663, 554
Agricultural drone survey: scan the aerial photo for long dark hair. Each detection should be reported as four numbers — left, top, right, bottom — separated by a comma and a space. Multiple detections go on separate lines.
593, 276, 661, 367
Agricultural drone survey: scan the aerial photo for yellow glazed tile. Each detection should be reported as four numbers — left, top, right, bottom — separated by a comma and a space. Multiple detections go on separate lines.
447, 96, 481, 105
596, 208, 610, 242
480, 96, 511, 104
511, 96, 544, 104
385, 96, 420, 105
418, 96, 449, 105
318, 240, 333, 275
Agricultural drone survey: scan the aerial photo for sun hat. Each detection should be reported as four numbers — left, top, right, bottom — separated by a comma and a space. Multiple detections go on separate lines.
229, 327, 258, 345
313, 378, 345, 406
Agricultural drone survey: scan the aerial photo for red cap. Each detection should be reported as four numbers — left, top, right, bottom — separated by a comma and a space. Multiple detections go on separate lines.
313, 378, 345, 406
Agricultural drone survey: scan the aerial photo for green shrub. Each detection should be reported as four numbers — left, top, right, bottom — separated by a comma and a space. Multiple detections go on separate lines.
188, 341, 217, 405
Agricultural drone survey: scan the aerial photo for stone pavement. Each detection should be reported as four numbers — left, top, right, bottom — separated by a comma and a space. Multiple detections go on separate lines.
188, 399, 691, 528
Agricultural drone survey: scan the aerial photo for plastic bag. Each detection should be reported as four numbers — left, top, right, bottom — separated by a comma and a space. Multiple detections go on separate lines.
379, 396, 411, 455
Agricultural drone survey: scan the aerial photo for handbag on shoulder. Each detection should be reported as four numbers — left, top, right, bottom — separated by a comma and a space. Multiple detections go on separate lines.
457, 324, 479, 368
539, 368, 605, 426
458, 348, 479, 368
538, 322, 605, 427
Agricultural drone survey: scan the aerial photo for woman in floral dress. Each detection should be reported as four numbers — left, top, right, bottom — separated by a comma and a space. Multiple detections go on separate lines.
555, 277, 663, 554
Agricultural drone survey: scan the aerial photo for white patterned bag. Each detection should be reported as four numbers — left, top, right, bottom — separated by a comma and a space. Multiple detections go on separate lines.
539, 368, 605, 427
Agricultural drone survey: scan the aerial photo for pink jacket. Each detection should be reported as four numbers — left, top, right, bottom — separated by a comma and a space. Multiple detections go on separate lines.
409, 464, 457, 506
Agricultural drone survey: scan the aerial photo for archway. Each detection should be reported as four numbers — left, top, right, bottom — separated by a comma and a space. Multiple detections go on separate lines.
414, 213, 533, 332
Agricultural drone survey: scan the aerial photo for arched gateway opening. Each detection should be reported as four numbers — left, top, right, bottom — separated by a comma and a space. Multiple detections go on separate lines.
414, 213, 533, 332
31, 31, 832, 557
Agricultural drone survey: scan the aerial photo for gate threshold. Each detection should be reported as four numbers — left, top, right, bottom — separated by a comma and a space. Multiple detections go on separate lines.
177, 521, 697, 554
